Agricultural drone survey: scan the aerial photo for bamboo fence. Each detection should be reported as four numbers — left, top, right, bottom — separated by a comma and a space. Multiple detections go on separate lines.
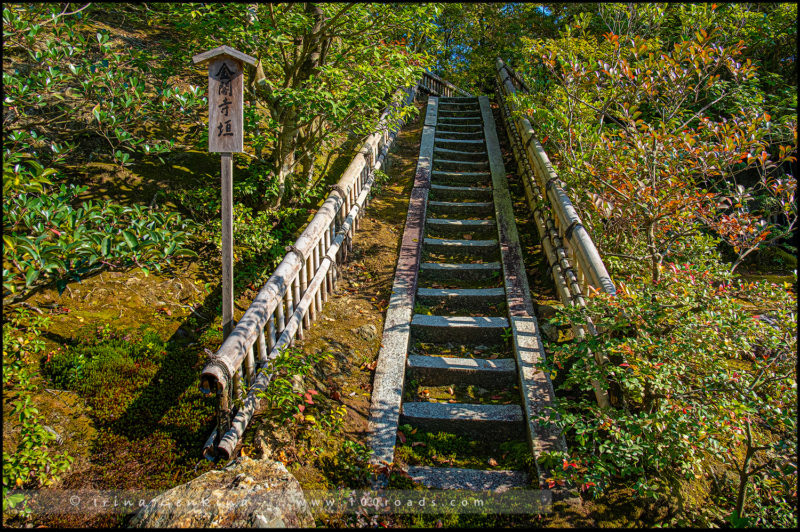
200, 84, 420, 459
495, 57, 616, 409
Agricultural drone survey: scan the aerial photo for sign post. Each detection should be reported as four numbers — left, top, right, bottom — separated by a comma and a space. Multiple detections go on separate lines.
192, 46, 258, 340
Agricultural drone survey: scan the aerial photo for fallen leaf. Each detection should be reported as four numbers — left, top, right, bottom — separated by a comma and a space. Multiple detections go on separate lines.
448, 386, 454, 395
491, 395, 503, 400
463, 234, 472, 240
397, 430, 406, 444
331, 391, 341, 401
448, 399, 457, 403
410, 428, 417, 434
412, 442, 426, 448
489, 354, 499, 359
488, 458, 498, 467
421, 389, 430, 396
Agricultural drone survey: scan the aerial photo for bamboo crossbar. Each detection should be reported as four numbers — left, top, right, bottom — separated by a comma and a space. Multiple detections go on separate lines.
200, 84, 419, 459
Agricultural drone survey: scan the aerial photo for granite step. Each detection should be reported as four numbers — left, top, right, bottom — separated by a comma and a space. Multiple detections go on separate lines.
435, 130, 485, 141
433, 159, 489, 172
433, 146, 488, 162
406, 354, 516, 387
400, 401, 524, 439
439, 97, 480, 103
434, 138, 486, 152
425, 218, 496, 238
418, 262, 502, 283
438, 105, 481, 112
429, 184, 492, 201
428, 201, 495, 217
411, 314, 509, 345
423, 237, 498, 259
438, 118, 483, 128
438, 101, 480, 109
430, 170, 491, 186
406, 466, 530, 491
417, 286, 505, 305
434, 124, 484, 134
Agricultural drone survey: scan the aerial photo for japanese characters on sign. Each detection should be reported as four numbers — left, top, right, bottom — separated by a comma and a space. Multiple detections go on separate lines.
208, 58, 243, 152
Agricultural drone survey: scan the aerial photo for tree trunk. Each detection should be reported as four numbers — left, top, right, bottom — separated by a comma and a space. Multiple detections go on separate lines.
646, 221, 661, 283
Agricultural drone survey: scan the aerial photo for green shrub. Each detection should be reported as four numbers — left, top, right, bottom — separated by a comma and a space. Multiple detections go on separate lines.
541, 257, 797, 526
2, 310, 73, 519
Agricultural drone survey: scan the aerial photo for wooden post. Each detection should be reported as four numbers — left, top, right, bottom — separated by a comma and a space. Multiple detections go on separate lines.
192, 46, 258, 340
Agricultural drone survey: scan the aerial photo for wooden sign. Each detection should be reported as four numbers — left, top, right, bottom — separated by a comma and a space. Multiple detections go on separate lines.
207, 58, 243, 152
192, 46, 258, 340
192, 45, 258, 153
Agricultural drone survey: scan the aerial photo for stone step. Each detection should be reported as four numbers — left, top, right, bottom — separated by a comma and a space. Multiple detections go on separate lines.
418, 262, 502, 283
423, 237, 498, 259
438, 101, 480, 108
434, 159, 489, 172
406, 354, 516, 387
429, 184, 492, 202
434, 138, 486, 152
425, 218, 496, 238
400, 401, 524, 439
406, 466, 530, 491
417, 286, 505, 303
411, 314, 510, 345
435, 124, 484, 134
438, 118, 483, 128
433, 146, 487, 162
430, 170, 490, 186
439, 97, 479, 103
438, 111, 482, 120
435, 131, 485, 142
428, 201, 494, 217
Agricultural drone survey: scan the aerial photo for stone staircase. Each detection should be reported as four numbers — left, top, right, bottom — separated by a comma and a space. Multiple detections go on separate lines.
368, 95, 564, 494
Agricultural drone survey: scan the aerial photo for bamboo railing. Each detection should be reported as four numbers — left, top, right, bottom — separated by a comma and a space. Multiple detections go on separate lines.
200, 85, 419, 459
495, 58, 616, 409
419, 71, 473, 97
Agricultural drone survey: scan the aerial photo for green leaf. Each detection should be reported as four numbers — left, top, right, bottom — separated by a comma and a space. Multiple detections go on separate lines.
122, 230, 138, 250
24, 268, 40, 287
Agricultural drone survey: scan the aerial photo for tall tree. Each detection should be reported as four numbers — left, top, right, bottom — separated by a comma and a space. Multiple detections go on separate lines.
170, 3, 430, 206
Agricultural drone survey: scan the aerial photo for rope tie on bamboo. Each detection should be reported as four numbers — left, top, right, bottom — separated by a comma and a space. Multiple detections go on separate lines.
330, 184, 348, 199
564, 220, 582, 241
284, 244, 304, 260
205, 358, 233, 390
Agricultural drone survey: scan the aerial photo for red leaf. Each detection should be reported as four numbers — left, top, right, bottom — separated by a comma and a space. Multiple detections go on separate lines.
397, 430, 406, 444
308, 389, 319, 395
331, 391, 341, 401
619, 363, 630, 367
298, 404, 305, 412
